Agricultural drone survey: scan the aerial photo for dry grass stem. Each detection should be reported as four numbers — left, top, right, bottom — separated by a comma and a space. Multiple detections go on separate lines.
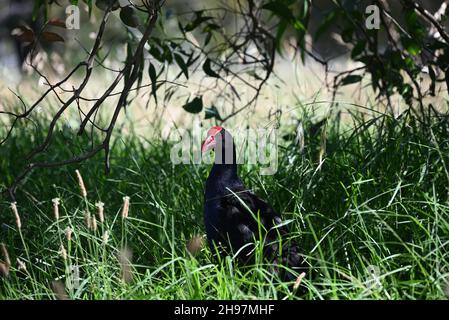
293, 272, 306, 291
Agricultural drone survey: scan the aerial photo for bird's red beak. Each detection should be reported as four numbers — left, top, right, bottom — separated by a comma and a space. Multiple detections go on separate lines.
201, 126, 223, 153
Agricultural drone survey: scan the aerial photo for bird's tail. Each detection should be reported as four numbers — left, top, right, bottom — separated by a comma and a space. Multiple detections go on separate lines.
268, 238, 307, 282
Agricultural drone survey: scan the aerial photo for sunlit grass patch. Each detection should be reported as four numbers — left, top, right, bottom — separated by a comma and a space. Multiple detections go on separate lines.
0, 105, 448, 300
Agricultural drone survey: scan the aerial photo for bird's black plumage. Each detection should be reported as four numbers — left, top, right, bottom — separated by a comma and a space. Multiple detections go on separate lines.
203, 128, 305, 280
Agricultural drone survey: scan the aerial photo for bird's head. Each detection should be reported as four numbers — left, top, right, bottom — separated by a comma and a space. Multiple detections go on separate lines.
202, 126, 236, 165
201, 126, 223, 153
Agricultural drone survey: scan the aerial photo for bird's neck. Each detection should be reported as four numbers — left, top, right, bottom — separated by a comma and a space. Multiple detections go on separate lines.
210, 162, 238, 179
206, 162, 239, 199
209, 142, 238, 180
206, 132, 241, 195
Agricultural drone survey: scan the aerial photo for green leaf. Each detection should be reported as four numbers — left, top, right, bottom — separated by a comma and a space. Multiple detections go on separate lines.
428, 65, 436, 96
41, 32, 64, 42
183, 96, 203, 114
205, 105, 222, 120
10, 26, 35, 43
445, 67, 449, 95
351, 41, 366, 59
148, 63, 157, 83
401, 84, 413, 103
275, 20, 288, 53
120, 6, 139, 28
340, 75, 362, 86
203, 23, 220, 47
174, 53, 189, 79
185, 11, 213, 32
203, 23, 220, 32
246, 70, 263, 81
47, 19, 67, 28
86, 0, 93, 17
402, 38, 421, 56
292, 19, 305, 32
404, 56, 414, 69
136, 51, 145, 92
203, 59, 219, 78
148, 62, 158, 103
95, 0, 120, 11
204, 32, 212, 46
124, 42, 133, 86
262, 1, 294, 22
149, 45, 164, 62
315, 11, 337, 41
407, 44, 421, 56
341, 27, 354, 43
32, 0, 45, 21
404, 10, 418, 28
157, 43, 173, 64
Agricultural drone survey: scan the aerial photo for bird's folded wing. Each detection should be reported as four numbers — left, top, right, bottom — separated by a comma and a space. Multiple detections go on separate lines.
220, 189, 281, 233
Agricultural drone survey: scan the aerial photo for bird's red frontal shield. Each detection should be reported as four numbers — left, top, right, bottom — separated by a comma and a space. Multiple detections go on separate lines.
201, 126, 223, 153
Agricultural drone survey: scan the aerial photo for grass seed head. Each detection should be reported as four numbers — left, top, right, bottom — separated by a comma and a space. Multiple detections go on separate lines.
296, 121, 305, 152
59, 245, 67, 260
52, 198, 60, 221
65, 226, 73, 241
118, 246, 133, 283
75, 169, 87, 198
91, 215, 97, 232
10, 202, 21, 229
84, 211, 92, 229
16, 258, 26, 271
51, 281, 69, 300
121, 196, 130, 219
293, 272, 306, 291
186, 235, 204, 256
95, 201, 105, 223
102, 231, 109, 244
0, 263, 9, 277
1, 243, 11, 267
0, 244, 11, 277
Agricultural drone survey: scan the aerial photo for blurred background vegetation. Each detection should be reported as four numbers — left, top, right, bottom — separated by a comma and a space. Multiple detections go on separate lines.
1, 0, 447, 130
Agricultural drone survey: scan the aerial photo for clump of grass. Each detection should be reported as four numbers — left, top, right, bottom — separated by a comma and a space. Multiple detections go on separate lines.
0, 104, 448, 300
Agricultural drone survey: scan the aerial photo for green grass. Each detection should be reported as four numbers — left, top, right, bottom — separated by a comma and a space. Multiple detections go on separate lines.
0, 105, 448, 300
